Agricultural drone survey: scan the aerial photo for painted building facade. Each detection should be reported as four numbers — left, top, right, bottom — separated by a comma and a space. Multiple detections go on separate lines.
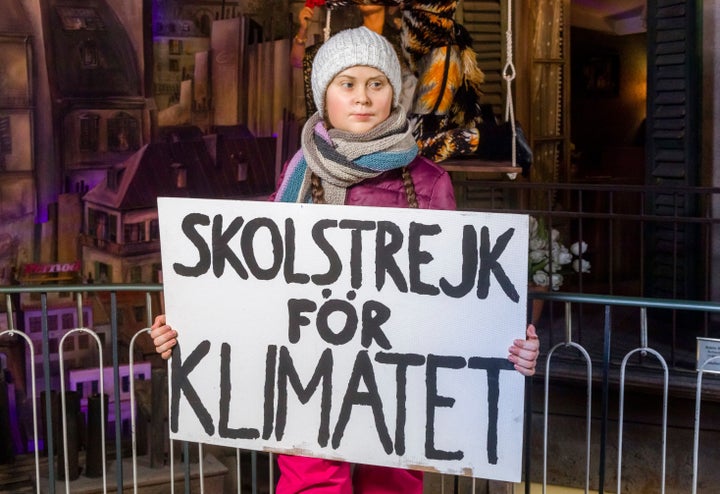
0, 3, 36, 285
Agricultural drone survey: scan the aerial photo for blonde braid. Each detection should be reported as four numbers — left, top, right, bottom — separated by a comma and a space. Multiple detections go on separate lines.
310, 172, 326, 204
401, 166, 419, 208
311, 169, 417, 207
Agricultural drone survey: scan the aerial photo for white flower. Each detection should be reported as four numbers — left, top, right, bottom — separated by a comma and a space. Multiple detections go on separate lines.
529, 236, 547, 252
573, 258, 591, 273
553, 243, 573, 266
570, 241, 588, 256
528, 216, 591, 290
532, 270, 550, 287
529, 249, 548, 264
550, 228, 561, 242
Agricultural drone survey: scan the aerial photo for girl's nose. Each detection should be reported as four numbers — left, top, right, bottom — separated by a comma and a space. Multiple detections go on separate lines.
355, 88, 370, 105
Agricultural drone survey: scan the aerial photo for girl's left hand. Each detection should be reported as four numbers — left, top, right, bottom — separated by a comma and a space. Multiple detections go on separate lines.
508, 324, 540, 376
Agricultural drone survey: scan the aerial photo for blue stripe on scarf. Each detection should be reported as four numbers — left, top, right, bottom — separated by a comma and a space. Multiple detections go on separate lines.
355, 145, 419, 171
276, 144, 419, 203
315, 135, 418, 175
275, 111, 418, 203
275, 153, 308, 203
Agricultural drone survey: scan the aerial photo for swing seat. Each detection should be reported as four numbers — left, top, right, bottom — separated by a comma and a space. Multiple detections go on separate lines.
439, 157, 520, 175
439, 115, 531, 178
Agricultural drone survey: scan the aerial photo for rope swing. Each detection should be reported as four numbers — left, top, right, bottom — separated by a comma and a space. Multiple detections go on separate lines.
503, 0, 519, 176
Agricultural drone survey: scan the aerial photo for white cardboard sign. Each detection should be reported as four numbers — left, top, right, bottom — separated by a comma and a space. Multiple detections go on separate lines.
158, 197, 529, 481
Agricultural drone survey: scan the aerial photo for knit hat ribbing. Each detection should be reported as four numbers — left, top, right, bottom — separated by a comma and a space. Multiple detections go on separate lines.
311, 26, 402, 115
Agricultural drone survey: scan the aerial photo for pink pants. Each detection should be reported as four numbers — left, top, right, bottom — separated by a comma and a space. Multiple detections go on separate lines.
276, 455, 423, 493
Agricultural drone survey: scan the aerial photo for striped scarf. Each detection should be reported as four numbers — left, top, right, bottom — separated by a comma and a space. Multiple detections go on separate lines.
274, 108, 419, 204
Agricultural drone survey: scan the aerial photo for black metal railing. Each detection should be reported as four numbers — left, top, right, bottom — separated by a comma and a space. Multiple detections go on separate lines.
2, 174, 720, 493
1, 285, 720, 493
453, 178, 720, 365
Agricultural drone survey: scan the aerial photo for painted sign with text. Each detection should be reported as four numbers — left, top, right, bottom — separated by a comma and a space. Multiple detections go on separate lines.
158, 197, 529, 481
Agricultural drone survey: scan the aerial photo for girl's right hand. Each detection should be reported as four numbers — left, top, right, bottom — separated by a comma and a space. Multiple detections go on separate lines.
150, 314, 177, 360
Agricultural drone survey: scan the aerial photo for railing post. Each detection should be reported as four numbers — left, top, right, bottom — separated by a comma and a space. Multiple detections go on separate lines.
598, 304, 611, 494
41, 293, 56, 494
110, 292, 123, 490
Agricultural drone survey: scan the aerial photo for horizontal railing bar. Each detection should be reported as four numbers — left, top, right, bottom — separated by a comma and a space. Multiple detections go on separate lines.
529, 291, 720, 312
459, 208, 720, 225
0, 284, 163, 294
451, 180, 720, 194
3, 284, 716, 313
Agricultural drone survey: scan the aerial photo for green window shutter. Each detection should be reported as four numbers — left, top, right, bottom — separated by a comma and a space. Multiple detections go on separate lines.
461, 0, 505, 114
645, 0, 701, 298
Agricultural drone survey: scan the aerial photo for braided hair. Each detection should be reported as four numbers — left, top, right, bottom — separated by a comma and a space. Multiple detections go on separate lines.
310, 167, 418, 208
401, 166, 419, 208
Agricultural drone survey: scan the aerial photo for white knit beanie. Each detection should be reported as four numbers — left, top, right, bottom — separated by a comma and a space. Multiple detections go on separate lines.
311, 26, 402, 115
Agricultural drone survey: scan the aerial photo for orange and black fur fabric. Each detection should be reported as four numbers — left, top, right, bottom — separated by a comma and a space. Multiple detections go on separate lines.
321, 0, 491, 162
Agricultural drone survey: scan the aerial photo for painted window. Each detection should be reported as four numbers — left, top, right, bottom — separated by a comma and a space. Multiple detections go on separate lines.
107, 112, 139, 151
79, 114, 100, 151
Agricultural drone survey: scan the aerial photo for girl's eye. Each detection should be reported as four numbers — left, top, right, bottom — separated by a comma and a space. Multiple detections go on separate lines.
369, 80, 384, 89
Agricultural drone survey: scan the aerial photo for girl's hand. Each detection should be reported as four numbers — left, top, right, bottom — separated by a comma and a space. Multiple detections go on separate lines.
291, 7, 314, 68
508, 324, 539, 376
150, 314, 177, 360
298, 6, 314, 30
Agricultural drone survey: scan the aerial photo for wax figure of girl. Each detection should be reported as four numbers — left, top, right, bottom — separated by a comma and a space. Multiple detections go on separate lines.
150, 26, 539, 494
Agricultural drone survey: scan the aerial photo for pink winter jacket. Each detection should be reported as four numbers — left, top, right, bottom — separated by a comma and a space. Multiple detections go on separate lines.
271, 155, 457, 211
272, 154, 455, 494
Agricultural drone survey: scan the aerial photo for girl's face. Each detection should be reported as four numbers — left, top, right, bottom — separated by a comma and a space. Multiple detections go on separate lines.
325, 65, 393, 134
